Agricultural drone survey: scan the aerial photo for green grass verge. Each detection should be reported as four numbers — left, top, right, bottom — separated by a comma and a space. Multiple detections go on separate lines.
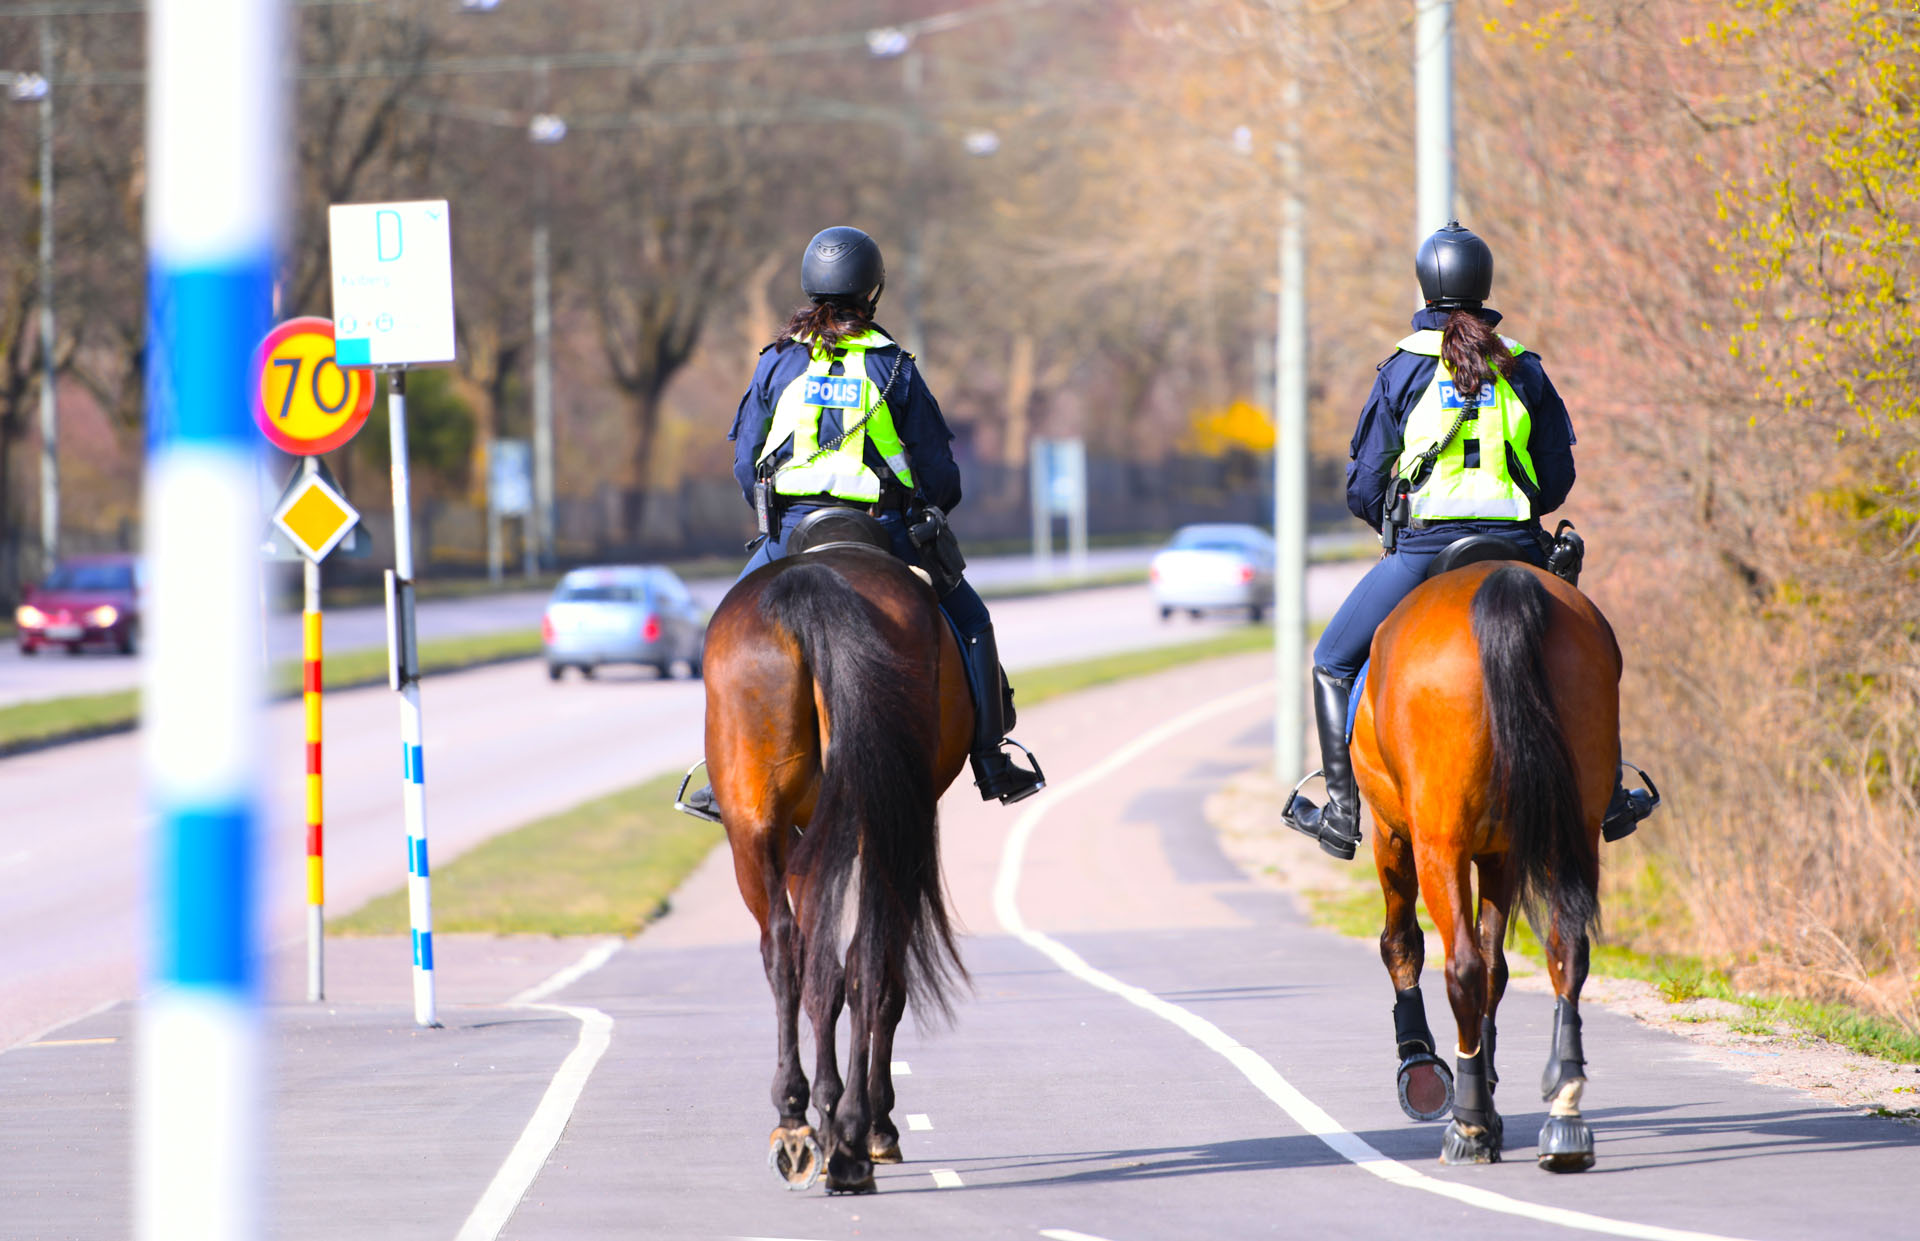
0, 628, 544, 756
329, 623, 1284, 936
332, 772, 720, 936
1304, 879, 1920, 1064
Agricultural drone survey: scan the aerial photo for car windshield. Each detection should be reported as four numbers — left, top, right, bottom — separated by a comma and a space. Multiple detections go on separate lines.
43, 563, 133, 592
556, 584, 645, 604
1171, 529, 1263, 554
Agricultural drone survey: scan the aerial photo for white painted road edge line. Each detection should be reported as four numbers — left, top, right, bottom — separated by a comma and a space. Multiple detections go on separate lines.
907, 1112, 933, 1131
1040, 1230, 1118, 1241
992, 682, 1761, 1241
929, 1168, 964, 1189
456, 939, 624, 1241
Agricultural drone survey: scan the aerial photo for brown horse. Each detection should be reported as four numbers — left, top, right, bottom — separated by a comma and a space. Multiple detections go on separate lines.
1350, 560, 1618, 1171
702, 544, 972, 1193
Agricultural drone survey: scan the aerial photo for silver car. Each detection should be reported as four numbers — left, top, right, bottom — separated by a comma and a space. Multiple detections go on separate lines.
1149, 523, 1276, 621
542, 566, 705, 681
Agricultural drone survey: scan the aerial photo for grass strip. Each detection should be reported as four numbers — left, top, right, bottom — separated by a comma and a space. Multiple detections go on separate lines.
332, 772, 720, 936
330, 623, 1282, 936
0, 628, 543, 756
1304, 880, 1920, 1064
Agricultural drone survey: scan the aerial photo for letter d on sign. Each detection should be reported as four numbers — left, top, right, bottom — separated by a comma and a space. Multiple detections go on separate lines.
377, 209, 403, 262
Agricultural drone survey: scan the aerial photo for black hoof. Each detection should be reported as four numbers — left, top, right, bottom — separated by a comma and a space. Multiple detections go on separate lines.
1397, 1052, 1455, 1122
1537, 1115, 1595, 1173
824, 1149, 876, 1194
1440, 1112, 1504, 1165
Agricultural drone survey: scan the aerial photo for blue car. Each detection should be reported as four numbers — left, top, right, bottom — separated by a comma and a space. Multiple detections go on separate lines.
541, 566, 705, 681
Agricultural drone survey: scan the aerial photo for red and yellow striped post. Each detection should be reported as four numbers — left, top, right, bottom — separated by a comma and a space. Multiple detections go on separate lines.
303, 459, 326, 1002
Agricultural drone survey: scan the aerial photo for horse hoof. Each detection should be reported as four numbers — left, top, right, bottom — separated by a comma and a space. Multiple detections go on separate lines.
824, 1148, 877, 1194
768, 1125, 821, 1191
869, 1134, 904, 1164
1397, 1052, 1454, 1122
1440, 1113, 1504, 1165
1536, 1115, 1596, 1173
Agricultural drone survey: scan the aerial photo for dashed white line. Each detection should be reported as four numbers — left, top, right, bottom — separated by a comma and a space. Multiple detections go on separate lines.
1040, 1231, 1118, 1241
456, 940, 622, 1241
906, 1113, 933, 1131
929, 1168, 964, 1189
993, 681, 1760, 1241
891, 1059, 912, 1075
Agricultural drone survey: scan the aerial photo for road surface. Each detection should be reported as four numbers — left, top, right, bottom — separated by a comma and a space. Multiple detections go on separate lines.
4, 653, 1913, 1239
0, 566, 1367, 1052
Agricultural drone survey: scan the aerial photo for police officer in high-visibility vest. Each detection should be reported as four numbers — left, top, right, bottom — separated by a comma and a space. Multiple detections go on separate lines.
1283, 221, 1657, 859
679, 226, 1044, 820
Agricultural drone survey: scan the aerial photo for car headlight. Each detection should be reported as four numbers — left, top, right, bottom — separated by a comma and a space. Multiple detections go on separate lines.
86, 605, 119, 628
15, 604, 46, 628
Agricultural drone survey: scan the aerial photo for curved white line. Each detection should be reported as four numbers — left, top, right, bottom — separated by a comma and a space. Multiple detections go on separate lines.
993, 682, 1758, 1241
456, 940, 622, 1241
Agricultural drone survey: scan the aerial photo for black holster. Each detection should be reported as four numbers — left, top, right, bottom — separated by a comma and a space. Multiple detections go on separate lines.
907, 504, 967, 596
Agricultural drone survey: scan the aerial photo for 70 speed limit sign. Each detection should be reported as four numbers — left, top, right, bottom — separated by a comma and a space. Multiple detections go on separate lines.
251, 316, 375, 455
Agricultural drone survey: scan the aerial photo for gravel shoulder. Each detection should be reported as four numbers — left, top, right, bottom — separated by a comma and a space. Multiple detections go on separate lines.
1207, 768, 1920, 1124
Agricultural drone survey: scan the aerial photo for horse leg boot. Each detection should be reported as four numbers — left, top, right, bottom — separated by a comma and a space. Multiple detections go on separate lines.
1283, 667, 1363, 859
964, 625, 1046, 804
1537, 997, 1595, 1172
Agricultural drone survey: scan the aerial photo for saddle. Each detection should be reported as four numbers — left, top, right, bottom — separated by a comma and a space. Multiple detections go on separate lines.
1424, 532, 1545, 581
786, 505, 891, 556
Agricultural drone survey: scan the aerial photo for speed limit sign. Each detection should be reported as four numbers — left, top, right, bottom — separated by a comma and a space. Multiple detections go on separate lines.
251, 316, 375, 455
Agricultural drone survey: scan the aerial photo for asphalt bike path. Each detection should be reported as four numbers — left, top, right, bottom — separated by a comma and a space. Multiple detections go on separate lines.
501, 655, 1916, 1240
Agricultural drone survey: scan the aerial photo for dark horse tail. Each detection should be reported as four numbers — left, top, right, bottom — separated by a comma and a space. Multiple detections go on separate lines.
1471, 565, 1598, 939
759, 560, 966, 1023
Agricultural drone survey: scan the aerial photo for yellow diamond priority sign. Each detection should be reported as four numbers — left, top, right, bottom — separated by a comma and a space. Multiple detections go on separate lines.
272, 469, 361, 563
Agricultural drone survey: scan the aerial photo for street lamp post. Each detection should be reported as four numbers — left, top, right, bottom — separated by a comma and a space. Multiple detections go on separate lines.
529, 81, 563, 575
6, 21, 59, 577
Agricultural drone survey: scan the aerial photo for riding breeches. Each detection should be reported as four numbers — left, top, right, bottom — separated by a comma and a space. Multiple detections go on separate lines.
738, 506, 991, 640
1312, 550, 1437, 680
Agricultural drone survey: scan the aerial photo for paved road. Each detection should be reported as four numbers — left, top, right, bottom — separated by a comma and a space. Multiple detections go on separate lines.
5, 655, 1914, 1238
0, 565, 1367, 1052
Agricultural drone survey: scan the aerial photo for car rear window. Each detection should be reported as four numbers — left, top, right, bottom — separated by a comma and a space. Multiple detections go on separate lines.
556, 585, 646, 603
44, 563, 134, 592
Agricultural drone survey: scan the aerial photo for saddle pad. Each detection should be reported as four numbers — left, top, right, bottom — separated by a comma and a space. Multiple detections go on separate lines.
1346, 661, 1369, 744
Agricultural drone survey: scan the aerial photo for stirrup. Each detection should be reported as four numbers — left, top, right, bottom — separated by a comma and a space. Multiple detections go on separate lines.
976, 738, 1046, 804
1281, 768, 1325, 827
674, 761, 722, 823
1602, 761, 1661, 842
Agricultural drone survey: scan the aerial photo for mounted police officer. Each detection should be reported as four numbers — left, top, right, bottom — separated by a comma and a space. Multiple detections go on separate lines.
679, 226, 1044, 820
1283, 221, 1657, 859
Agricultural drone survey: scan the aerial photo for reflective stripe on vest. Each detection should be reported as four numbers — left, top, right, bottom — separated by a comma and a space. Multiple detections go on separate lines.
1391, 329, 1536, 522
757, 329, 916, 502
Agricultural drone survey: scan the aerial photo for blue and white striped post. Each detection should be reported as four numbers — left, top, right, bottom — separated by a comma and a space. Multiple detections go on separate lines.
138, 2, 283, 1239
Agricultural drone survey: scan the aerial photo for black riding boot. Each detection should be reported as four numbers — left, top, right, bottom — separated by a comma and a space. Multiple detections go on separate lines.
1601, 763, 1661, 842
963, 625, 1045, 804
1282, 666, 1364, 860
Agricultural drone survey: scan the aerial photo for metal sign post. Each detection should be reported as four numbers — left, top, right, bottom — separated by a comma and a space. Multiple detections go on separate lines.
1274, 1, 1310, 782
1029, 438, 1053, 579
329, 198, 456, 1030
138, 2, 282, 1237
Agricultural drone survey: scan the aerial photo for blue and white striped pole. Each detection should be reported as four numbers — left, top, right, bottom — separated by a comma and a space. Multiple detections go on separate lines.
138, 3, 282, 1239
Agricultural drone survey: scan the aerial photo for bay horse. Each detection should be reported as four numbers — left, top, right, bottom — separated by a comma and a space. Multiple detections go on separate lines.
701, 542, 972, 1193
1350, 559, 1617, 1171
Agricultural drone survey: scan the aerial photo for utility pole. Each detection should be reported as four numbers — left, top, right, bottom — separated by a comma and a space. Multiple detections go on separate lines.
36, 15, 58, 574
1415, 0, 1454, 238
529, 59, 559, 572
900, 47, 927, 359
1273, 32, 1308, 784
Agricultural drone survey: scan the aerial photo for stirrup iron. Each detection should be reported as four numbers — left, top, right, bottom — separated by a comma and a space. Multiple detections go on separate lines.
674, 760, 721, 823
1281, 767, 1325, 822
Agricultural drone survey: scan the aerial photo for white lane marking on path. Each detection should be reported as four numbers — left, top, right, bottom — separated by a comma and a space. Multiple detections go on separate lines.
993, 683, 1761, 1241
1040, 1231, 1119, 1241
456, 939, 623, 1241
892, 1059, 912, 1075
930, 1168, 964, 1189
907, 1113, 933, 1131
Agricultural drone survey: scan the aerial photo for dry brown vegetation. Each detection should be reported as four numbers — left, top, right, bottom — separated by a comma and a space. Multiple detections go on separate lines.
0, 0, 1914, 1024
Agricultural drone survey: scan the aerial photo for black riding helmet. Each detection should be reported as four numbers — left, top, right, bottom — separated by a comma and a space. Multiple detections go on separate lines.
1415, 221, 1493, 309
801, 226, 886, 311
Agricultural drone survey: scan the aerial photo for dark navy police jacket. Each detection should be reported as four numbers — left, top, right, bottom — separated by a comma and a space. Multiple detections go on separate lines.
1346, 306, 1577, 554
729, 328, 963, 513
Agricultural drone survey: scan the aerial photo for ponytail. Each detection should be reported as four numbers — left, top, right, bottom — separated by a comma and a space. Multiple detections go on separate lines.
1440, 310, 1516, 403
778, 297, 875, 355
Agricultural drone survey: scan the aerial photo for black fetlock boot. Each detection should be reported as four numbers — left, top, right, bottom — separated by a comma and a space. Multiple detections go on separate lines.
1282, 666, 1364, 860
963, 625, 1045, 804
1601, 762, 1661, 842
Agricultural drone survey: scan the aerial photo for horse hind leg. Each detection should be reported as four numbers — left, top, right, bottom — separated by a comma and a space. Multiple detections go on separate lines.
800, 922, 846, 1174
1375, 828, 1452, 1122
1537, 931, 1596, 1173
750, 848, 819, 1191
1419, 848, 1502, 1165
823, 935, 879, 1194
866, 965, 909, 1164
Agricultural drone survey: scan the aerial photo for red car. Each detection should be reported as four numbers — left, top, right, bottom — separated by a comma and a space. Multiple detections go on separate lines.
15, 554, 145, 656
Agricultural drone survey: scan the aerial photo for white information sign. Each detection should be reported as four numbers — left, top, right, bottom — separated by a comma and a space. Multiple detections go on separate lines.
327, 200, 457, 368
